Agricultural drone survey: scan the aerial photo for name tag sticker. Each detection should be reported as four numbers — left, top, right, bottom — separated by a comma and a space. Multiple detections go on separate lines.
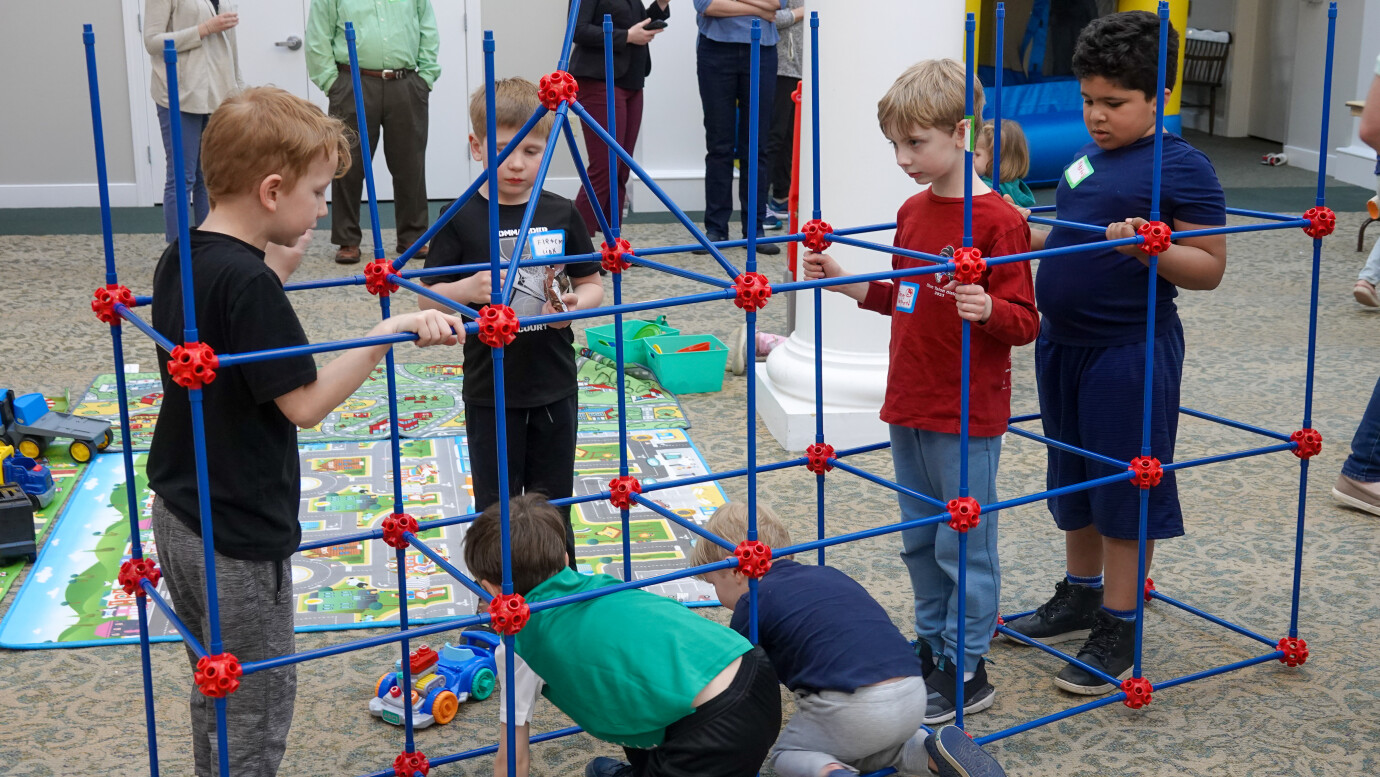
1065, 155, 1095, 188
896, 281, 920, 314
530, 230, 566, 257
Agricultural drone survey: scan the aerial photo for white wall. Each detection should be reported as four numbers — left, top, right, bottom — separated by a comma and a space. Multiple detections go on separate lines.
1282, 0, 1372, 186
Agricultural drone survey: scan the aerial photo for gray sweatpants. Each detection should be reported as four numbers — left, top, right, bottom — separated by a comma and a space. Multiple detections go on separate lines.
153, 497, 296, 777
768, 675, 929, 777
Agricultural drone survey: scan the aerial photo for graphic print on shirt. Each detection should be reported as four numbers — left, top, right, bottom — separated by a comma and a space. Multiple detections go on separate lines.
499, 227, 568, 327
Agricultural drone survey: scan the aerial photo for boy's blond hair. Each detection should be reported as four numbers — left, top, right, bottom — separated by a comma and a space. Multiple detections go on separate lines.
692, 502, 794, 569
201, 86, 351, 207
877, 59, 985, 138
977, 119, 1030, 182
468, 77, 555, 142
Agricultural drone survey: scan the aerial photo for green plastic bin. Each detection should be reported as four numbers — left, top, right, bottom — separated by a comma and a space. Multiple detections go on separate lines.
644, 335, 728, 394
584, 317, 678, 366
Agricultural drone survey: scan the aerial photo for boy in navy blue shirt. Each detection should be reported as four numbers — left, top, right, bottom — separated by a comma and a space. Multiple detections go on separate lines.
1004, 12, 1226, 696
694, 504, 1007, 777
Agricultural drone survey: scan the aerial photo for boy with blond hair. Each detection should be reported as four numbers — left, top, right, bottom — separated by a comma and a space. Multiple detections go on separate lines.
421, 77, 604, 565
463, 494, 780, 777
149, 86, 464, 777
804, 58, 1039, 724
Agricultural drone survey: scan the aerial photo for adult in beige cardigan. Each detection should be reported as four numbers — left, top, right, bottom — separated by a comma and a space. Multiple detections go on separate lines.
144, 0, 242, 242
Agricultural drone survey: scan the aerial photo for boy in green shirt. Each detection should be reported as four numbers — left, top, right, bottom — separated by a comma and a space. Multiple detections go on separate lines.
462, 494, 781, 777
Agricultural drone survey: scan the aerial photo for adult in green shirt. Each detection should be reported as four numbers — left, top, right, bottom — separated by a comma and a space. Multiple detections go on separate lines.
306, 0, 440, 264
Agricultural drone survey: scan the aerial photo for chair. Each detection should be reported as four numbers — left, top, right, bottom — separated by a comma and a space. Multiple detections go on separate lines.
1182, 29, 1233, 136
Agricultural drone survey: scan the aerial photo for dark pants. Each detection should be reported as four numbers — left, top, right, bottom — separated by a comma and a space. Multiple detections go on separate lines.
696, 36, 777, 239
465, 394, 579, 566
624, 647, 782, 777
765, 75, 800, 204
575, 78, 645, 238
327, 70, 430, 250
1344, 375, 1380, 482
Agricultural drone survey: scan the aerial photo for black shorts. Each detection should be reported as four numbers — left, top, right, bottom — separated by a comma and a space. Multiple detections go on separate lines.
625, 646, 781, 777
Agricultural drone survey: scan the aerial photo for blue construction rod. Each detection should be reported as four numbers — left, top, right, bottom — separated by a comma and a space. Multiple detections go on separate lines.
403, 532, 493, 602
84, 26, 117, 282
993, 4, 1004, 192
165, 42, 197, 340
634, 232, 799, 256
143, 581, 208, 658
556, 0, 581, 72
830, 459, 948, 510
745, 19, 764, 647
283, 275, 368, 292
772, 510, 953, 559
345, 24, 387, 264
826, 233, 954, 266
1224, 206, 1302, 222
983, 470, 1136, 514
525, 558, 742, 615
619, 254, 737, 288
560, 118, 615, 246
390, 274, 484, 319
605, 15, 620, 238
1179, 406, 1294, 442
1005, 425, 1129, 469
1162, 442, 1295, 472
1152, 651, 1283, 692
1150, 3, 1167, 223
358, 726, 585, 776
493, 287, 737, 331
963, 13, 975, 248
1027, 216, 1107, 234
115, 305, 177, 353
1315, 4, 1338, 206
1147, 589, 1278, 647
569, 100, 741, 278
242, 609, 494, 673
217, 331, 426, 367
134, 294, 154, 306
810, 11, 821, 220
500, 107, 570, 305
1028, 204, 1058, 213
992, 625, 1124, 686
1009, 412, 1041, 424
631, 493, 737, 552
1175, 220, 1310, 239
973, 693, 1127, 745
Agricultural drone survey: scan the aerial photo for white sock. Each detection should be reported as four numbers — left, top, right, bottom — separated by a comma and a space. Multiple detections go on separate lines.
963, 670, 975, 682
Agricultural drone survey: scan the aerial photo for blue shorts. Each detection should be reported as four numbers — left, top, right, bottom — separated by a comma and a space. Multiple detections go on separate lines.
1034, 319, 1186, 541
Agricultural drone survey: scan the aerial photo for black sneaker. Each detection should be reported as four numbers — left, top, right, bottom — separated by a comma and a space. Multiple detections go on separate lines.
746, 233, 781, 255
924, 655, 995, 724
692, 232, 727, 255
916, 639, 936, 679
1003, 579, 1103, 646
1054, 609, 1136, 695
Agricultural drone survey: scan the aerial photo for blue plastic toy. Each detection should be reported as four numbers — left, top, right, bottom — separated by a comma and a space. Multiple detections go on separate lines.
368, 631, 499, 728
0, 442, 55, 509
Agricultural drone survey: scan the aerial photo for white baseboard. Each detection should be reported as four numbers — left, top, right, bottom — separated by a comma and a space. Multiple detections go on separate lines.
0, 183, 142, 209
1281, 144, 1336, 177
1331, 144, 1378, 191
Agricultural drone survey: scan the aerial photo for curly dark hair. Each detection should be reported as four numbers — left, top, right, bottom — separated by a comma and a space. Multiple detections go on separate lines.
1071, 11, 1179, 98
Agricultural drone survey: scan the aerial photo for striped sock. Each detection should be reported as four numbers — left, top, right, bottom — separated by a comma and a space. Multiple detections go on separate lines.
1103, 606, 1137, 621
1066, 572, 1103, 589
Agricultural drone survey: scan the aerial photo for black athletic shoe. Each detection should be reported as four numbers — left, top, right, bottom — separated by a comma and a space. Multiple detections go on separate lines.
1003, 579, 1103, 646
751, 236, 781, 255
916, 639, 936, 679
692, 232, 728, 255
1054, 609, 1136, 695
924, 655, 995, 725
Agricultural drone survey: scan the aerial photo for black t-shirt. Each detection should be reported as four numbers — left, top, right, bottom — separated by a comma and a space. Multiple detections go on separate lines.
148, 230, 318, 562
422, 191, 600, 408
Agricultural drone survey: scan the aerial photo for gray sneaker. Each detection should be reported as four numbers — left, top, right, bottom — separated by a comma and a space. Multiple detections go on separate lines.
1333, 474, 1380, 516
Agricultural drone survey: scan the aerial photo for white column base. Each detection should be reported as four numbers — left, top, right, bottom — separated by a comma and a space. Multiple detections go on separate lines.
755, 334, 890, 452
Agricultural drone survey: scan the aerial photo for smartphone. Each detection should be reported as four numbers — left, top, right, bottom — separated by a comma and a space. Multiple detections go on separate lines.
645, 19, 667, 30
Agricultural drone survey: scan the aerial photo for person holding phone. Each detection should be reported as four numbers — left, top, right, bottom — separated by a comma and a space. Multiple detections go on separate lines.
568, 0, 672, 238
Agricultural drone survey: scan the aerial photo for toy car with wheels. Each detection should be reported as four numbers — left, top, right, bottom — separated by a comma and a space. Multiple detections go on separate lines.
1, 390, 113, 463
0, 442, 55, 509
368, 630, 499, 728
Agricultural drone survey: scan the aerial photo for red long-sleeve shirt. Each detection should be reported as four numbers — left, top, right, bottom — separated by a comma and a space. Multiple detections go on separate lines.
859, 189, 1040, 437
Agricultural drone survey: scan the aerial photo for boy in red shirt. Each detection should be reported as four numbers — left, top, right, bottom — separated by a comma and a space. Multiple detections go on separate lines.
804, 58, 1038, 724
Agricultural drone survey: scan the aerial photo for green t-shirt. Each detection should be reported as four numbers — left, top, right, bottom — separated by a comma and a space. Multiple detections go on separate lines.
981, 176, 1037, 209
514, 569, 751, 748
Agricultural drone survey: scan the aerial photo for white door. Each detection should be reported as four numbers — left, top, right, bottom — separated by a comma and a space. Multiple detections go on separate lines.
125, 0, 475, 209
1248, 0, 1295, 143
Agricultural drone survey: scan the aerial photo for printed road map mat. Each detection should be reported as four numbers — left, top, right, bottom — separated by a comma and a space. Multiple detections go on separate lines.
0, 429, 719, 648
72, 353, 688, 451
0, 449, 88, 604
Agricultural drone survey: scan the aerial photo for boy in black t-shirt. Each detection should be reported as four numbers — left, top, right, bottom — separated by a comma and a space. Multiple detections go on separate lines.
148, 87, 464, 777
420, 77, 604, 561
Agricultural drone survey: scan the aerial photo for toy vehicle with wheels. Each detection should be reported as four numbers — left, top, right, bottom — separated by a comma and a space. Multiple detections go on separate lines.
0, 442, 55, 509
0, 484, 37, 562
368, 630, 499, 728
1, 389, 113, 463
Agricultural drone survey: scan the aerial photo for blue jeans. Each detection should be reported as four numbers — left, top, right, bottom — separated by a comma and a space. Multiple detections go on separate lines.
1361, 238, 1380, 286
890, 425, 1002, 668
1344, 375, 1380, 482
157, 105, 210, 243
696, 35, 776, 239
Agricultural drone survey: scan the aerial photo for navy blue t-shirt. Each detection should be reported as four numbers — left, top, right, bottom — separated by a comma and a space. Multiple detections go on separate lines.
1037, 133, 1225, 347
728, 559, 923, 693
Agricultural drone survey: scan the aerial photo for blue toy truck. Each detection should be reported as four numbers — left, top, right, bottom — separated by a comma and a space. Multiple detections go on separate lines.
1, 389, 112, 463
368, 631, 498, 728
0, 442, 55, 509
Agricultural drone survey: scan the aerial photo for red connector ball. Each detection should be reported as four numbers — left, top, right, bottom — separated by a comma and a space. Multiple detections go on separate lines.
734, 272, 773, 312
1144, 577, 1157, 602
1137, 220, 1173, 255
1290, 428, 1322, 460
489, 593, 530, 636
381, 512, 419, 549
168, 342, 219, 389
1121, 676, 1153, 709
734, 540, 773, 579
1277, 636, 1309, 667
1302, 206, 1336, 239
538, 71, 578, 110
804, 442, 835, 475
1128, 456, 1163, 489
364, 258, 399, 297
118, 558, 161, 597
952, 247, 986, 285
946, 497, 981, 532
800, 219, 834, 253
601, 238, 633, 274
477, 304, 519, 348
608, 475, 642, 510
195, 652, 243, 698
393, 750, 431, 777
91, 284, 135, 325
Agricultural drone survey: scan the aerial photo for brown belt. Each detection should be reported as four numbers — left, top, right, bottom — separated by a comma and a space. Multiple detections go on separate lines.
338, 63, 413, 80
